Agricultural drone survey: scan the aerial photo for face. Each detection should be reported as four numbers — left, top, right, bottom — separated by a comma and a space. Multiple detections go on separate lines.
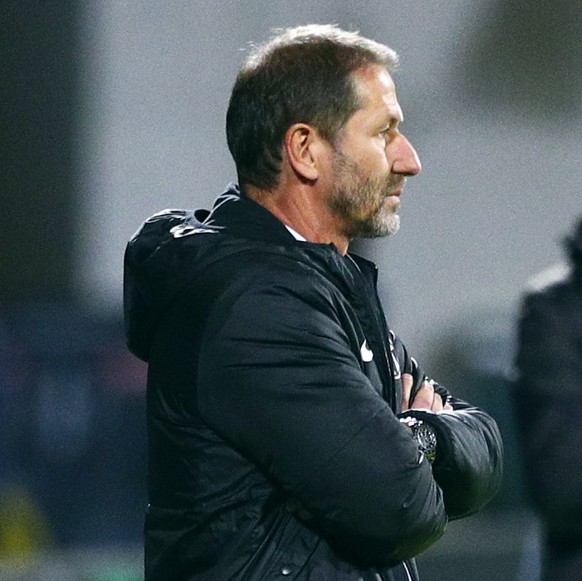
326, 65, 421, 239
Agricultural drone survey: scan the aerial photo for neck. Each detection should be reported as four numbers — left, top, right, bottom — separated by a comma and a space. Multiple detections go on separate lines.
244, 181, 350, 255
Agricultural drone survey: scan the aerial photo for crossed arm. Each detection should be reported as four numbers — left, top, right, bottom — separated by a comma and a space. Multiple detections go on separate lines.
197, 266, 503, 561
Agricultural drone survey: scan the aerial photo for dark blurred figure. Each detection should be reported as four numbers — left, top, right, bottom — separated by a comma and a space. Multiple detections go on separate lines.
513, 216, 582, 580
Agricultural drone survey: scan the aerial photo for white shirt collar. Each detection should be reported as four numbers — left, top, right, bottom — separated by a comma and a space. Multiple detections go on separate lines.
285, 225, 307, 242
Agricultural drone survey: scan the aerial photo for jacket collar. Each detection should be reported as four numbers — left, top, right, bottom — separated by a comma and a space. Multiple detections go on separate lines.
205, 184, 299, 246
206, 185, 378, 272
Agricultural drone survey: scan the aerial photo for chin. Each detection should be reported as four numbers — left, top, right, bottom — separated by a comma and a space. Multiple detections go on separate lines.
380, 215, 400, 237
375, 209, 400, 236
355, 212, 400, 239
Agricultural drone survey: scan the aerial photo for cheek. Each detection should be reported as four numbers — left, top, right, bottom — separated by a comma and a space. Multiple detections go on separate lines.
350, 153, 386, 178
363, 146, 390, 175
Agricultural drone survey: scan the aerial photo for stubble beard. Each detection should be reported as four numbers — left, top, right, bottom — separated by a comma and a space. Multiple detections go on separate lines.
327, 150, 401, 240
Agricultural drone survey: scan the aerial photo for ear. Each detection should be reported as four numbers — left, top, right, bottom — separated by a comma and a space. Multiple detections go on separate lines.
283, 123, 322, 182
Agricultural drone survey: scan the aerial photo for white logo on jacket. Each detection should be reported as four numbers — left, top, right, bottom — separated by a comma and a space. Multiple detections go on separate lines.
170, 224, 217, 238
360, 340, 374, 362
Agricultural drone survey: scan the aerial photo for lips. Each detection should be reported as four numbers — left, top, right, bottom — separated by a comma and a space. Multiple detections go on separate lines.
385, 178, 406, 197
385, 186, 403, 198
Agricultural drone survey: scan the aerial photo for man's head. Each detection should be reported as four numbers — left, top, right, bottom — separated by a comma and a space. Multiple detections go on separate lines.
226, 24, 398, 192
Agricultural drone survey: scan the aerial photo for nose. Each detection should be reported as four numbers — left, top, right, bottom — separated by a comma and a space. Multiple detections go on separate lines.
390, 133, 422, 176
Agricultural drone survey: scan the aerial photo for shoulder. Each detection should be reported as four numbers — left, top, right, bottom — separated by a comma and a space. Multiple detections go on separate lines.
525, 262, 571, 295
520, 262, 577, 314
517, 264, 582, 346
214, 243, 348, 311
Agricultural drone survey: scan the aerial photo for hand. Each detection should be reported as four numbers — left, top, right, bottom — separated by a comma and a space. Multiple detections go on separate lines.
402, 373, 453, 413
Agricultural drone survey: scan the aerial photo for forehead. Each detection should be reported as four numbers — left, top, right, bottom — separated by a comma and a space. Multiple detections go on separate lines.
350, 65, 401, 123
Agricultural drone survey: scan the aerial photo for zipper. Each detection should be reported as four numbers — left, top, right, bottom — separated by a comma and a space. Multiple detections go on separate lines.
345, 255, 397, 411
371, 561, 413, 581
402, 561, 413, 581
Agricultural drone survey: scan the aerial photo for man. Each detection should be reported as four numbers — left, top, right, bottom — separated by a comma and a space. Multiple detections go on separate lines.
124, 25, 503, 580
513, 217, 582, 580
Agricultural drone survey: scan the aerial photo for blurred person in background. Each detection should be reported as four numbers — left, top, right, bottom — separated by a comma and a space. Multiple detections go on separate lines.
124, 24, 503, 581
513, 216, 582, 580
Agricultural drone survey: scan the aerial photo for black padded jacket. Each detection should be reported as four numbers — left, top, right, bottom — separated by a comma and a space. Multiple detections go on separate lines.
124, 185, 503, 580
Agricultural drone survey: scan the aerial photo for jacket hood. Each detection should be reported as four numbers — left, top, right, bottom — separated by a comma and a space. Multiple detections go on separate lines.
123, 205, 211, 361
123, 184, 299, 361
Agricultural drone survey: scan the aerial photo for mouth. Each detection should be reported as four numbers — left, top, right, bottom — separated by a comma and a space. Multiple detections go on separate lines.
386, 178, 406, 198
385, 189, 403, 201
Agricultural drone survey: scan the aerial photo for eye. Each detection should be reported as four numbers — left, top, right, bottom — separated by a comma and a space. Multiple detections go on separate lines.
378, 127, 395, 144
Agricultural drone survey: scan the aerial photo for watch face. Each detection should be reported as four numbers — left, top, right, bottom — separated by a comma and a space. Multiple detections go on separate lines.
400, 416, 438, 463
414, 424, 437, 463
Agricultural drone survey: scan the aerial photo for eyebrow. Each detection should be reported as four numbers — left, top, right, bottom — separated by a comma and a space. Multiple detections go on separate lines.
376, 99, 403, 126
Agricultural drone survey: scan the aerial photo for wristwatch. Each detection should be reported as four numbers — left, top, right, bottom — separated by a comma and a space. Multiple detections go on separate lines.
400, 416, 438, 463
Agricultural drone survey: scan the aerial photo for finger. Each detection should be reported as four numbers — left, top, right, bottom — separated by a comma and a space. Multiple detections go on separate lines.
430, 391, 444, 412
410, 380, 434, 411
401, 373, 413, 411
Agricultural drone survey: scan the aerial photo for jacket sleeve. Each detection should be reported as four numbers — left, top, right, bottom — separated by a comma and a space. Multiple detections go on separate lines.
197, 261, 447, 564
396, 338, 504, 520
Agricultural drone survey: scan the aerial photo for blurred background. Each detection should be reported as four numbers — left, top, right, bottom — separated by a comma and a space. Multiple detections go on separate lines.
1, 0, 581, 579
